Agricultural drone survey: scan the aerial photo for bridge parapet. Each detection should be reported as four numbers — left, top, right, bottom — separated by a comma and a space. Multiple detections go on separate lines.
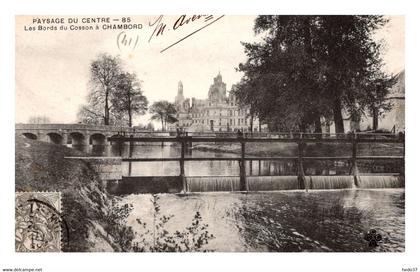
16, 123, 158, 146
15, 123, 149, 133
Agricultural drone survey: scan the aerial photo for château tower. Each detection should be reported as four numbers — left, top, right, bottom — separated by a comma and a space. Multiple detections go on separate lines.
175, 81, 185, 108
208, 72, 227, 103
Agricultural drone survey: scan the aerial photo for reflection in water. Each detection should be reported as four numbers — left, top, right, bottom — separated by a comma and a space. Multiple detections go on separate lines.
123, 189, 404, 252
81, 144, 402, 177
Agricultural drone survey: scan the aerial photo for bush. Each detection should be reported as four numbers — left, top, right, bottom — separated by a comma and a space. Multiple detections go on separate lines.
103, 198, 135, 252
132, 195, 215, 252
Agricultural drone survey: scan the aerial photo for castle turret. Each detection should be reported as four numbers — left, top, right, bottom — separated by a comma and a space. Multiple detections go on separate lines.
175, 81, 185, 111
208, 72, 227, 103
178, 81, 183, 96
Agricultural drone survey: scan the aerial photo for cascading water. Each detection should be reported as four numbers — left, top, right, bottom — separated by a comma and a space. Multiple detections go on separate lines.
186, 176, 240, 192
185, 175, 369, 192
358, 175, 404, 188
185, 175, 405, 192
308, 176, 354, 190
247, 176, 299, 191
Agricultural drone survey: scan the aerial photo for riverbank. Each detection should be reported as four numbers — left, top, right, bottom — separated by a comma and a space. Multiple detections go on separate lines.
15, 135, 130, 252
191, 142, 295, 156
191, 141, 404, 157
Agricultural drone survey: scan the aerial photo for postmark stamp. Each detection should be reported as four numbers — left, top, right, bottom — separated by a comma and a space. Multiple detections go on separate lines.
15, 192, 62, 252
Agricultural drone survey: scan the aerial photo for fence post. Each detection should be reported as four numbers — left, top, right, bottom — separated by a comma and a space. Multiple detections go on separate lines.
249, 160, 253, 176
239, 133, 247, 192
400, 132, 405, 178
297, 134, 306, 190
180, 137, 187, 193
351, 132, 360, 187
128, 135, 133, 176
118, 137, 122, 157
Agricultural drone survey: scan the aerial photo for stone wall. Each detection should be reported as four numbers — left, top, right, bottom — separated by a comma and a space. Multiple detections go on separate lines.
65, 157, 122, 183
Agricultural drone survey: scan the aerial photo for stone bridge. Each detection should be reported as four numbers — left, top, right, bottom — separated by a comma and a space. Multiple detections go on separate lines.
15, 123, 165, 146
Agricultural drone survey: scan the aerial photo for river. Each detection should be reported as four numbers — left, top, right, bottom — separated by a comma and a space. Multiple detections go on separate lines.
82, 143, 388, 177
81, 143, 404, 252
122, 189, 404, 252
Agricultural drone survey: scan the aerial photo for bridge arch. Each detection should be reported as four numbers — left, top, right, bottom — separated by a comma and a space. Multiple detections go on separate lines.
90, 133, 106, 146
22, 133, 37, 140
109, 134, 121, 145
69, 132, 86, 146
46, 132, 63, 144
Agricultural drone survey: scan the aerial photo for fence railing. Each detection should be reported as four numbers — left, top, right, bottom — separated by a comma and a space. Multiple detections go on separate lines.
108, 132, 405, 192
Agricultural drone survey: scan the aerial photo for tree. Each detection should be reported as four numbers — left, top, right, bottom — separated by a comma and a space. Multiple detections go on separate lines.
149, 101, 177, 131
78, 54, 149, 127
363, 72, 397, 130
89, 53, 122, 125
236, 16, 332, 132
77, 104, 103, 125
77, 86, 128, 126
318, 16, 393, 133
235, 15, 394, 133
112, 72, 148, 127
145, 122, 155, 131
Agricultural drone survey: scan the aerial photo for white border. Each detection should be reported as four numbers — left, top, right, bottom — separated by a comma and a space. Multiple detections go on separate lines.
1, 1, 419, 272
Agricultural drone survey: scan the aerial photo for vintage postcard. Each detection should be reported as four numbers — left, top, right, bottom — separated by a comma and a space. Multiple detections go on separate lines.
14, 15, 405, 254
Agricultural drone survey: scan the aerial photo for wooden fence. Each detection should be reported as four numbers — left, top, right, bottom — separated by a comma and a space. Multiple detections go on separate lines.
108, 132, 404, 192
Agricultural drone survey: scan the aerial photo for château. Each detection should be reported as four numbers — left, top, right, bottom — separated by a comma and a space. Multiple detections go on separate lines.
169, 72, 265, 132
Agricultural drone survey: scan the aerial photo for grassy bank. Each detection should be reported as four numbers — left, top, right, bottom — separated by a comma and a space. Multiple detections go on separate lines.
15, 135, 128, 252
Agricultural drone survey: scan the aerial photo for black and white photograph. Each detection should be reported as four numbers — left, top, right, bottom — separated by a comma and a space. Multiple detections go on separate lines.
1, 3, 419, 270
13, 15, 405, 253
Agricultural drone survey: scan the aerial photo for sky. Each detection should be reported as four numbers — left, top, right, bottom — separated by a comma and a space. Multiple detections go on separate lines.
15, 15, 404, 125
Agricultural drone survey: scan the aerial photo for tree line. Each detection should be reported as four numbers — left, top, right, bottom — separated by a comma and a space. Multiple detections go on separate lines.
233, 16, 397, 133
77, 53, 177, 130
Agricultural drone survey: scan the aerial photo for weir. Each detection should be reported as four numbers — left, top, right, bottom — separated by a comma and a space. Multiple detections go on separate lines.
103, 132, 405, 194
187, 176, 240, 192
358, 175, 404, 188
308, 176, 354, 190
108, 174, 403, 194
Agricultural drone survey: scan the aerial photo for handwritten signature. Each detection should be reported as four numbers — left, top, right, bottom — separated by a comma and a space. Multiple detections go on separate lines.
116, 15, 224, 54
